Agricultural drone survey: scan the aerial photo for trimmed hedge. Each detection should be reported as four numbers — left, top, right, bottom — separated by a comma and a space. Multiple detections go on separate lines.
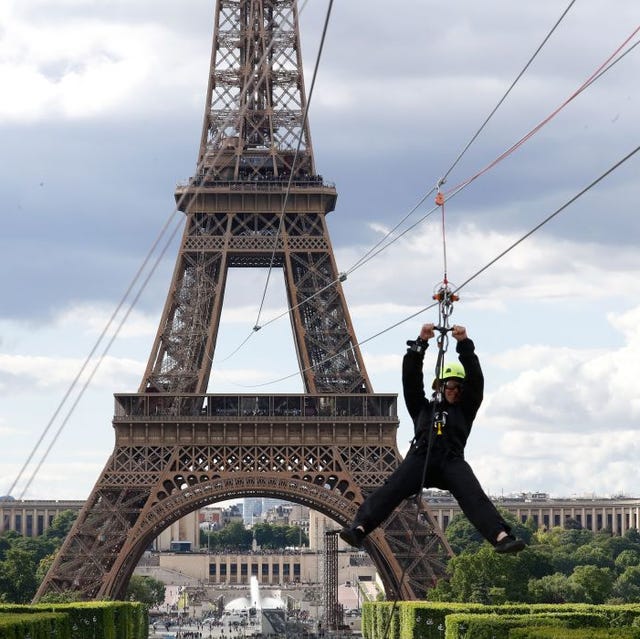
0, 612, 70, 639
444, 612, 606, 639
509, 627, 640, 639
362, 602, 640, 639
0, 602, 147, 639
362, 601, 400, 639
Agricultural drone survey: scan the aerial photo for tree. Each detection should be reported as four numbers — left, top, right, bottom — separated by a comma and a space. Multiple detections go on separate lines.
126, 575, 165, 607
218, 521, 253, 551
515, 545, 554, 580
596, 533, 640, 558
623, 528, 640, 544
559, 527, 594, 549
444, 514, 484, 554
564, 517, 583, 530
0, 546, 39, 603
0, 530, 21, 561
253, 523, 308, 549
44, 510, 77, 541
615, 549, 640, 572
573, 543, 614, 569
528, 572, 575, 604
253, 523, 274, 549
550, 547, 579, 576
612, 565, 640, 602
36, 552, 57, 583
569, 565, 614, 604
431, 545, 530, 604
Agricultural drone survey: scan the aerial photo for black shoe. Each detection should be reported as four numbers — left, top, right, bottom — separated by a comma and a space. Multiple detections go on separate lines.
494, 534, 526, 554
340, 526, 366, 549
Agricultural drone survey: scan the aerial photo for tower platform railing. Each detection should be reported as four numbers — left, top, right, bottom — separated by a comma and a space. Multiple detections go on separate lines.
114, 393, 398, 421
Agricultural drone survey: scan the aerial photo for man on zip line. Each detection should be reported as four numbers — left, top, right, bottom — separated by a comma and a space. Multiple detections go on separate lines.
341, 322, 526, 554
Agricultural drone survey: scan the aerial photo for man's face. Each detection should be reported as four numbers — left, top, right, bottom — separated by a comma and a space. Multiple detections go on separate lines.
442, 378, 463, 404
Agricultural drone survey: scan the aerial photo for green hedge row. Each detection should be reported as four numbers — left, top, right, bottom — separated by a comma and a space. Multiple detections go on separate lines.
0, 613, 70, 639
509, 627, 640, 639
445, 611, 606, 639
361, 602, 640, 639
0, 602, 147, 639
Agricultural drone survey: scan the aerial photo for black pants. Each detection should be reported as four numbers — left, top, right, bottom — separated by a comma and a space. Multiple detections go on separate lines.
353, 445, 510, 545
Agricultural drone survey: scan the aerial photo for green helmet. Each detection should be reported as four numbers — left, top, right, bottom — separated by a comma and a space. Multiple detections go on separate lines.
432, 361, 466, 389
439, 362, 466, 381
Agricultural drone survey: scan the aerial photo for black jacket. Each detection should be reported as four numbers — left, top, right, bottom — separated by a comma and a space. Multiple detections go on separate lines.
402, 337, 484, 457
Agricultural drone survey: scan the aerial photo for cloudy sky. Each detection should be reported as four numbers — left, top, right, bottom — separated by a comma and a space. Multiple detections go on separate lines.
1, 0, 640, 503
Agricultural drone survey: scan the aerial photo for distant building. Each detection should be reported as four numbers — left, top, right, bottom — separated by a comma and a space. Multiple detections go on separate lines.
0, 500, 84, 537
3, 494, 640, 541
425, 491, 640, 535
243, 498, 285, 525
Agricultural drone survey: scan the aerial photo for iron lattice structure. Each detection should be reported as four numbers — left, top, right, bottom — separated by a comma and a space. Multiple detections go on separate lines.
324, 531, 341, 631
36, 0, 452, 602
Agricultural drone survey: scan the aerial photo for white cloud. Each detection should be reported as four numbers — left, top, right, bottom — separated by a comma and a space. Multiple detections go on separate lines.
472, 430, 640, 499
0, 353, 143, 393
337, 222, 640, 315
0, 4, 207, 122
55, 303, 158, 339
483, 304, 640, 433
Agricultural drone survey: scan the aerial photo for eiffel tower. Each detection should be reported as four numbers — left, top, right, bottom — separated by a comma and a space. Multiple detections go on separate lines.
36, 0, 452, 602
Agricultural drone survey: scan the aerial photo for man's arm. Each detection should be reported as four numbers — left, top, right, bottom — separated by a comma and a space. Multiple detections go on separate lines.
452, 325, 484, 420
402, 323, 434, 420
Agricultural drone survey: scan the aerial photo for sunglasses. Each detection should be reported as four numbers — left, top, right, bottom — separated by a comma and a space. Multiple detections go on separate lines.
443, 380, 463, 391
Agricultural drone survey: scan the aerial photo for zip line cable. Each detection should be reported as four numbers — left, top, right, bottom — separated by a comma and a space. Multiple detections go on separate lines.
326, 0, 577, 277
5, 210, 185, 498
350, 5, 582, 615
17, 217, 186, 500
443, 24, 640, 197
254, 0, 334, 327
350, 21, 640, 284
216, 24, 640, 365
440, 0, 577, 185
344, 28, 639, 278
449, 143, 640, 298
229, 143, 640, 390
7, 3, 316, 497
